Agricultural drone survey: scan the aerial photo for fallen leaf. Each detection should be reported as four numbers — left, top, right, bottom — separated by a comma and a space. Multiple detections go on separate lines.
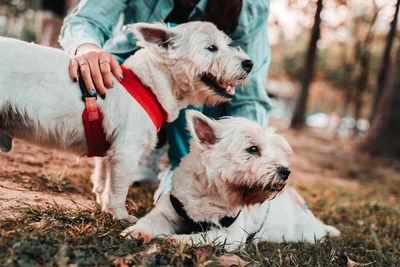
217, 254, 249, 267
3, 230, 18, 237
192, 245, 212, 263
134, 244, 159, 258
145, 244, 158, 255
345, 256, 361, 267
112, 255, 134, 267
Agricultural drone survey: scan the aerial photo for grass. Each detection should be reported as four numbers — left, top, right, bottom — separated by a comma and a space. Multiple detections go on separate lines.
0, 173, 399, 266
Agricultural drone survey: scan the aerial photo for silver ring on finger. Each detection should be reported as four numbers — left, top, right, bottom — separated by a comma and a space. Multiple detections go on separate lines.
99, 60, 109, 65
79, 61, 89, 68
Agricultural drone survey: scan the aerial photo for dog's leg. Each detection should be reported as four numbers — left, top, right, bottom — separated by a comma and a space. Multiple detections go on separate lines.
107, 151, 143, 223
0, 129, 12, 152
91, 157, 108, 204
168, 216, 247, 251
168, 226, 246, 251
121, 194, 177, 242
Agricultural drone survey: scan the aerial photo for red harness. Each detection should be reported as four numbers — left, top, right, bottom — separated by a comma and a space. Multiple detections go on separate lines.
82, 65, 168, 157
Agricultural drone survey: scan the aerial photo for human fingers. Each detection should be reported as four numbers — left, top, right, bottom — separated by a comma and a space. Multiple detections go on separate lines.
88, 55, 107, 95
69, 58, 79, 83
98, 58, 113, 89
75, 56, 96, 96
109, 56, 123, 82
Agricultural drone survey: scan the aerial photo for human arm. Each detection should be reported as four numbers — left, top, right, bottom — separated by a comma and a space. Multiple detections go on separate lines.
228, 0, 273, 127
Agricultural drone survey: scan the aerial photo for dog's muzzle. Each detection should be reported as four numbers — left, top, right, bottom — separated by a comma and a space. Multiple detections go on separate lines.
200, 74, 236, 99
278, 166, 291, 181
241, 59, 253, 73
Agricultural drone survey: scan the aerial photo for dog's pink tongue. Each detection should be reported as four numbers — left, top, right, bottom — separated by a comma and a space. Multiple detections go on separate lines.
227, 85, 235, 95
218, 82, 236, 95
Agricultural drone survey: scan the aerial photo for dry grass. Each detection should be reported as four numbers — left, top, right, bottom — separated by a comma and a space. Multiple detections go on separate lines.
0, 126, 399, 266
0, 173, 399, 266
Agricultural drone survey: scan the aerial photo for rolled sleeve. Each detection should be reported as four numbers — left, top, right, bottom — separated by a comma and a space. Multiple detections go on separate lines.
59, 0, 128, 55
228, 0, 273, 127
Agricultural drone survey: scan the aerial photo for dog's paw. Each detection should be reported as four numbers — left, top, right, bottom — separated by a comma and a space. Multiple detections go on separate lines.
326, 225, 340, 237
124, 215, 138, 224
166, 234, 190, 245
121, 226, 152, 243
115, 214, 138, 224
165, 234, 180, 244
111, 207, 137, 223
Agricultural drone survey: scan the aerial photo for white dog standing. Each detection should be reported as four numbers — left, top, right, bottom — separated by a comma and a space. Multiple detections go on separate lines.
0, 22, 252, 222
122, 110, 340, 250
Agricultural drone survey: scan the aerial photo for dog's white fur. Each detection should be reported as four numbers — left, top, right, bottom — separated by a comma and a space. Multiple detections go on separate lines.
122, 110, 340, 250
0, 22, 251, 222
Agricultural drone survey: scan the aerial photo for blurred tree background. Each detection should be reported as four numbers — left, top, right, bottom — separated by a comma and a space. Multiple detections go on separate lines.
268, 0, 400, 157
0, 0, 399, 157
0, 0, 73, 46
0, 0, 40, 41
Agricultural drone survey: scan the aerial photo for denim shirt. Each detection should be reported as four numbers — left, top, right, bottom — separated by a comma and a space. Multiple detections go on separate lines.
59, 0, 272, 126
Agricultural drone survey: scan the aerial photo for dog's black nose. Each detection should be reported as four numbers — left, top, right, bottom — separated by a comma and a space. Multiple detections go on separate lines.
241, 59, 253, 73
278, 167, 291, 181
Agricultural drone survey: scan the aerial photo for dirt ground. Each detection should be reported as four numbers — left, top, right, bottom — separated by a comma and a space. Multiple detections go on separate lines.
0, 118, 399, 219
0, 139, 95, 219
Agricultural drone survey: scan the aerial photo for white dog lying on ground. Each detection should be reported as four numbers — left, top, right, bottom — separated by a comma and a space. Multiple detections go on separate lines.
122, 110, 340, 250
0, 22, 252, 222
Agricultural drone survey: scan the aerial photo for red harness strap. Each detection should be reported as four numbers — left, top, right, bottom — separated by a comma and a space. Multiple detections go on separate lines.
82, 65, 168, 157
82, 97, 110, 157
120, 65, 168, 131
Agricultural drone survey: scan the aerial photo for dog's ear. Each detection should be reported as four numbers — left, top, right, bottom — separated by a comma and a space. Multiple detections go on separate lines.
273, 135, 293, 154
266, 128, 293, 155
186, 110, 217, 146
124, 23, 174, 49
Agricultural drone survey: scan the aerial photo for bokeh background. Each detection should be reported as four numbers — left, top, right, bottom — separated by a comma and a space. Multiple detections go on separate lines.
0, 0, 399, 265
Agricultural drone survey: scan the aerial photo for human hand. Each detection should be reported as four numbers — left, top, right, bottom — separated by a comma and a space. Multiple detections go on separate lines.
69, 43, 123, 96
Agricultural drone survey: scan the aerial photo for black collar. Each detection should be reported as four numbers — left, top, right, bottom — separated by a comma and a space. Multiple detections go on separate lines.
169, 194, 241, 233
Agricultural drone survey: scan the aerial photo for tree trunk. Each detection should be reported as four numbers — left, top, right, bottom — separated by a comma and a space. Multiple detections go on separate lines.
334, 57, 353, 138
335, 89, 352, 138
350, 4, 378, 137
290, 0, 323, 129
353, 51, 369, 137
369, 0, 400, 122
357, 44, 400, 157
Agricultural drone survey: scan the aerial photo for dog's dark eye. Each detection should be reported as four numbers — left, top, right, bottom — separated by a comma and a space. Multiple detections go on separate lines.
246, 146, 259, 155
207, 45, 218, 52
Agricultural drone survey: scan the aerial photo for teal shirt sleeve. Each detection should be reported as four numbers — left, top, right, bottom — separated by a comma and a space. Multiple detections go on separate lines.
59, 0, 128, 55
228, 0, 272, 127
